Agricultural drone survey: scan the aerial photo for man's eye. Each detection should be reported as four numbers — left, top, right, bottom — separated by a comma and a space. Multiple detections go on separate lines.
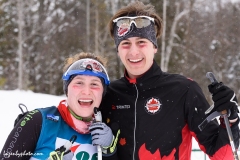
138, 41, 146, 44
121, 41, 130, 45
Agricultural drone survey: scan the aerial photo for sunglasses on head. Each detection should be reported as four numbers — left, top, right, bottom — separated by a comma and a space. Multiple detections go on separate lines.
113, 16, 154, 28
62, 58, 110, 85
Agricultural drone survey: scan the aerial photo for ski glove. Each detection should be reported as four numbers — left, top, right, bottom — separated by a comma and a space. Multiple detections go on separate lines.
89, 122, 114, 148
208, 82, 239, 120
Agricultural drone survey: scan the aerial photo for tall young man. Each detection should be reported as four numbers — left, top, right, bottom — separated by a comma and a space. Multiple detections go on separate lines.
100, 1, 239, 160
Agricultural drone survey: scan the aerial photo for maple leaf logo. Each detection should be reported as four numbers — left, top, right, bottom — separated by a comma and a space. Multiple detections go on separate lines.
119, 138, 126, 146
112, 105, 116, 110
144, 97, 162, 114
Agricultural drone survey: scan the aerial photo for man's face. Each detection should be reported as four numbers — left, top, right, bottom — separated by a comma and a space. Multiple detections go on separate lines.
118, 37, 157, 79
67, 75, 103, 119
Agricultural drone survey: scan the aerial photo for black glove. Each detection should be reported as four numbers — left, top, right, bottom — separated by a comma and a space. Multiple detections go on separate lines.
89, 122, 114, 148
208, 82, 239, 121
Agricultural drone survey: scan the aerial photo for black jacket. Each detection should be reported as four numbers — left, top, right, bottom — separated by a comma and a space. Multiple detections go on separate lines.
101, 60, 239, 160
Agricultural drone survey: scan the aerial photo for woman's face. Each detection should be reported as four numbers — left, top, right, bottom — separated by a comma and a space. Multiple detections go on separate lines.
67, 75, 104, 119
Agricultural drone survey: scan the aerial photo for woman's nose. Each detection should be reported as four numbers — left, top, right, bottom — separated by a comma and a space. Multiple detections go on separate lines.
81, 85, 91, 95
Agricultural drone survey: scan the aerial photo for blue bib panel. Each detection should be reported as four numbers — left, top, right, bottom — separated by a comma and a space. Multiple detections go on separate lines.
31, 106, 97, 160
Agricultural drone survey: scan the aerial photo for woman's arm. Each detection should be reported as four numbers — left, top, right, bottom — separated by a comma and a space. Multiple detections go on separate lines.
0, 109, 42, 160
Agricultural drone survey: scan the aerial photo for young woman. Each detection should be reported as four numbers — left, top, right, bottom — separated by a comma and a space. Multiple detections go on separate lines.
0, 52, 114, 160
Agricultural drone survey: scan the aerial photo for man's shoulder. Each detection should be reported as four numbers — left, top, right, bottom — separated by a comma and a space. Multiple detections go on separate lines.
163, 72, 196, 83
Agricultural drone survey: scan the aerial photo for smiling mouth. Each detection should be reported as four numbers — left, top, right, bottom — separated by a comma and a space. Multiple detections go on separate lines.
78, 100, 93, 105
129, 58, 143, 63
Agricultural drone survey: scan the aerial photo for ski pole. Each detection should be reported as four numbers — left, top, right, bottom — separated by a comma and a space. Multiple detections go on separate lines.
94, 107, 102, 160
206, 72, 239, 160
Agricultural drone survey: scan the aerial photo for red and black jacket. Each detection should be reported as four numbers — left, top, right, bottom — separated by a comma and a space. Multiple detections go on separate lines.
101, 60, 239, 160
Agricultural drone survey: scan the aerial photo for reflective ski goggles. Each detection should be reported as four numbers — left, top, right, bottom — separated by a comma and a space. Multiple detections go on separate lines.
113, 16, 154, 28
62, 58, 110, 85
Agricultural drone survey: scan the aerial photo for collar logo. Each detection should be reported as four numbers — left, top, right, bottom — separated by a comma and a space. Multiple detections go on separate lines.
144, 97, 162, 115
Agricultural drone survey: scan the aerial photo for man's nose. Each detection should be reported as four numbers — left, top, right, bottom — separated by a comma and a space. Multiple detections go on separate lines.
129, 43, 139, 56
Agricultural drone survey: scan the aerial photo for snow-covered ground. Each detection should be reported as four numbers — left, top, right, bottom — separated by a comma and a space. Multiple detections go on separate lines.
0, 90, 65, 152
2, 89, 236, 159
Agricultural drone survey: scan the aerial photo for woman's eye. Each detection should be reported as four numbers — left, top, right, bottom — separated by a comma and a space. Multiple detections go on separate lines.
91, 83, 98, 86
92, 82, 102, 87
76, 81, 83, 84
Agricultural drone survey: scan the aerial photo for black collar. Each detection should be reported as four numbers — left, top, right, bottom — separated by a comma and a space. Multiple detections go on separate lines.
124, 60, 163, 84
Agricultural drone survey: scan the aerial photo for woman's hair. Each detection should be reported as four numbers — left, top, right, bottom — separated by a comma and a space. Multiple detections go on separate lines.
108, 1, 163, 39
63, 52, 107, 73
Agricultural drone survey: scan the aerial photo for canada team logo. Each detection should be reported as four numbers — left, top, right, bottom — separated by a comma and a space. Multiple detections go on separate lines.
117, 23, 133, 37
144, 97, 162, 114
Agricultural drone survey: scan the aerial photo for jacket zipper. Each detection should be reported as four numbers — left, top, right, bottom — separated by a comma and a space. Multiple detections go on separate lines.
133, 84, 139, 160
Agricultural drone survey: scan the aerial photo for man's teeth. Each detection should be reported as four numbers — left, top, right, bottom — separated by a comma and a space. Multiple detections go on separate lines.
129, 59, 142, 62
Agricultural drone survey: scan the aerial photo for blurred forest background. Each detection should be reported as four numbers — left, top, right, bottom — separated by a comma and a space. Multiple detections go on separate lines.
0, 0, 239, 102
